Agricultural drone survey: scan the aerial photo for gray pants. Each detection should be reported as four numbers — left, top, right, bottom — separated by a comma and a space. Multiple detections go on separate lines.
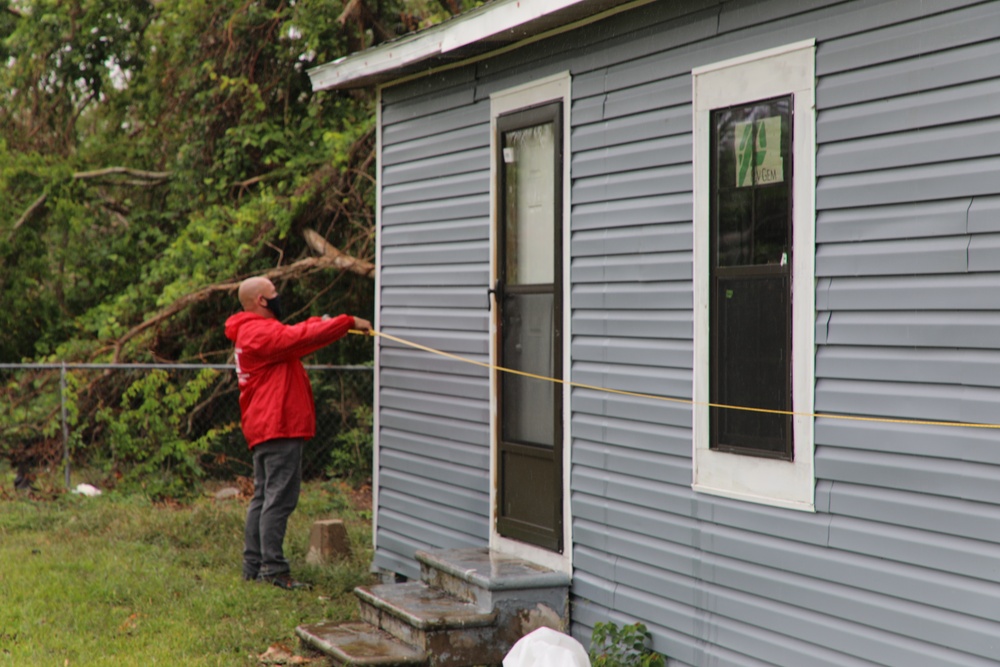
243, 438, 303, 579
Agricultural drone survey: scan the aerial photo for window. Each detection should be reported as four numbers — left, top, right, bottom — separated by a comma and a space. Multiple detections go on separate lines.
692, 41, 816, 510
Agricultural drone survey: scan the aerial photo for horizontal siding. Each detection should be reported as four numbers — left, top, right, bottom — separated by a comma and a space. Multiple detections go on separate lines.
572, 360, 689, 400
381, 368, 489, 401
817, 77, 1000, 143
375, 60, 492, 578
816, 1, 1000, 76
380, 306, 486, 333
818, 448, 1000, 505
573, 412, 691, 453
380, 408, 487, 449
815, 417, 1000, 464
380, 489, 486, 539
572, 392, 692, 440
382, 166, 487, 206
815, 198, 971, 243
572, 221, 692, 255
382, 147, 490, 189
380, 387, 488, 423
817, 274, 1000, 311
816, 235, 969, 276
376, 0, 1000, 664
572, 308, 691, 339
816, 378, 1000, 425
817, 38, 1000, 109
572, 164, 691, 204
817, 117, 1000, 177
827, 482, 1000, 547
816, 345, 1000, 388
379, 468, 489, 515
571, 335, 692, 368
823, 310, 1000, 348
382, 123, 487, 169
381, 194, 488, 226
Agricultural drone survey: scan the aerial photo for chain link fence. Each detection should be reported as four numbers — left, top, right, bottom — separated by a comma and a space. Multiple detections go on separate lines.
0, 363, 373, 495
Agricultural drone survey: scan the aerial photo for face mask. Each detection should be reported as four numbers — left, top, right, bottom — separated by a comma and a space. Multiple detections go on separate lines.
264, 294, 283, 320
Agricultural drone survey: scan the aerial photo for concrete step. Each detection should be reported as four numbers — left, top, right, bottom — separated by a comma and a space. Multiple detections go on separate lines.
297, 548, 572, 667
296, 620, 427, 666
357, 582, 503, 665
416, 548, 570, 619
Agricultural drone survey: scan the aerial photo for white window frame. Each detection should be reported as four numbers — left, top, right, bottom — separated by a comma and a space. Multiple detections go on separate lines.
691, 40, 816, 511
489, 71, 573, 574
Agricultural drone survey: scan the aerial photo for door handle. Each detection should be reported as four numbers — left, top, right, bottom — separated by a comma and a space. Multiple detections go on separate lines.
487, 279, 503, 310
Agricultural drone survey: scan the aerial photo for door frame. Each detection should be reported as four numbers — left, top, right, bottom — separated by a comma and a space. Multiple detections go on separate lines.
489, 71, 573, 574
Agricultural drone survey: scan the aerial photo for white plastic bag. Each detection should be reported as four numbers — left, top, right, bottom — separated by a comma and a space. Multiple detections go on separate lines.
503, 626, 591, 667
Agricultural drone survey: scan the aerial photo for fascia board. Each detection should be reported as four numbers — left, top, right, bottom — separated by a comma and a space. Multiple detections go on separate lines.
308, 0, 605, 91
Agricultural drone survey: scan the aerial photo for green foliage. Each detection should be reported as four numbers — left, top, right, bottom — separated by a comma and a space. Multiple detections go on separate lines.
328, 404, 373, 483
0, 0, 479, 490
589, 622, 666, 667
96, 369, 234, 500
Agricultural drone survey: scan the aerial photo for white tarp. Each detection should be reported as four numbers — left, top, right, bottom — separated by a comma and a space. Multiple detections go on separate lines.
503, 627, 591, 667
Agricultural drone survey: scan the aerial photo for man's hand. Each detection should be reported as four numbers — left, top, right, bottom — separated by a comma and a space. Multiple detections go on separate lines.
352, 317, 373, 333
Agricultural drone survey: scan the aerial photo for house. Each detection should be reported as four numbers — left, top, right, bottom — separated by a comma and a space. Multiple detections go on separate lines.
307, 1, 1000, 664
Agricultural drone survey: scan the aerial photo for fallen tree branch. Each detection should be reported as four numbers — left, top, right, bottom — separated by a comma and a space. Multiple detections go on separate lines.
10, 167, 171, 238
303, 228, 375, 279
12, 193, 49, 233
111, 233, 374, 361
73, 167, 171, 184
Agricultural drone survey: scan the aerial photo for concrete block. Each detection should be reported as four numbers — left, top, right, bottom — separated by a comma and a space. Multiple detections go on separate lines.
306, 519, 351, 565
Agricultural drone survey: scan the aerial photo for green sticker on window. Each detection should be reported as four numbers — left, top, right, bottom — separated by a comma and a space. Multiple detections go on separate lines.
726, 289, 734, 299
735, 116, 783, 187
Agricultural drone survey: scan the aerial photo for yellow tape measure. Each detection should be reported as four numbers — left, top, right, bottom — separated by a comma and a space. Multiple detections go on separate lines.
349, 329, 1000, 430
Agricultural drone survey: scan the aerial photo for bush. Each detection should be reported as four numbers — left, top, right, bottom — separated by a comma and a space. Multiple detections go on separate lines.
589, 621, 665, 667
96, 368, 235, 500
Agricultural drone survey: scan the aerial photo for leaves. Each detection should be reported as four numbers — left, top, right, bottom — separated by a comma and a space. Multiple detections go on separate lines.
0, 0, 481, 492
589, 622, 666, 667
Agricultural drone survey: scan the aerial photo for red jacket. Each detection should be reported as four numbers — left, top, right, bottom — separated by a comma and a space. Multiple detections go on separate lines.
224, 311, 354, 448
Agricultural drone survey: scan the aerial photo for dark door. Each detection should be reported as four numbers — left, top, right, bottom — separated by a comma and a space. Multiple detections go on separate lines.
495, 102, 563, 552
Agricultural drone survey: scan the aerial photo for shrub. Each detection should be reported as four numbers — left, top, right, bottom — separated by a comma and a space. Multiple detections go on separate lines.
589, 621, 665, 667
96, 368, 235, 500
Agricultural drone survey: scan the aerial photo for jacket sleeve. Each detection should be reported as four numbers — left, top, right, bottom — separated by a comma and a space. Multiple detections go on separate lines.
242, 314, 355, 361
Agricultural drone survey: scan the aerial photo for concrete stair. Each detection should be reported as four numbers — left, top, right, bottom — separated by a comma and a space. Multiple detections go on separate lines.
297, 547, 571, 667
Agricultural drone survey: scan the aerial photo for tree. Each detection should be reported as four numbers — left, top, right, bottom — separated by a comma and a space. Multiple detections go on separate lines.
0, 0, 480, 490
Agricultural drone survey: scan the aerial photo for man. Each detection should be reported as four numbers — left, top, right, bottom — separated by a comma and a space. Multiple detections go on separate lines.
224, 276, 372, 590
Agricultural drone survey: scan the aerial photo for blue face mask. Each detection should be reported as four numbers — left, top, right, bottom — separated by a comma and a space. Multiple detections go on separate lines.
264, 294, 283, 320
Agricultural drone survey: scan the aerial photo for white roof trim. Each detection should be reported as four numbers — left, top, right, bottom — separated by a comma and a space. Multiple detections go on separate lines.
308, 0, 625, 91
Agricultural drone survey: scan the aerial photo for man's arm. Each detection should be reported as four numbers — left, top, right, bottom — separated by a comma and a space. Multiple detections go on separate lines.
243, 314, 359, 361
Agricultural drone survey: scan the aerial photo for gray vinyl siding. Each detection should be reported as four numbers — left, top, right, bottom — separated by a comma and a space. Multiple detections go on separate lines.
376, 74, 492, 575
374, 0, 1000, 664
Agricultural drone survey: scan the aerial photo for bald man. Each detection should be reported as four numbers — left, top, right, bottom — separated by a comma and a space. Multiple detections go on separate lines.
225, 276, 371, 590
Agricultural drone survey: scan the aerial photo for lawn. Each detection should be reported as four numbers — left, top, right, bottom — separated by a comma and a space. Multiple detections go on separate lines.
0, 477, 374, 666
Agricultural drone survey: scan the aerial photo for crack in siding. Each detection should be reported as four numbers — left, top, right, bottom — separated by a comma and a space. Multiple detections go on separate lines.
825, 480, 835, 548
966, 197, 975, 272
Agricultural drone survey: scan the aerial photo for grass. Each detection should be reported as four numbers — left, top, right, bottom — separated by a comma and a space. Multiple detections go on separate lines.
0, 474, 374, 666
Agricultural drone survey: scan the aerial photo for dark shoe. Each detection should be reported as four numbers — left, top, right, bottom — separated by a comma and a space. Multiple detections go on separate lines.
242, 573, 259, 582
261, 574, 311, 590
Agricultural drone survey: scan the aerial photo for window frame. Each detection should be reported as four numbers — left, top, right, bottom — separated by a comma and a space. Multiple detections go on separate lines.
691, 40, 817, 511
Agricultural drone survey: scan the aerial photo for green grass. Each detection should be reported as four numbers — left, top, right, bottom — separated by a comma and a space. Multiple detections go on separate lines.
0, 478, 374, 666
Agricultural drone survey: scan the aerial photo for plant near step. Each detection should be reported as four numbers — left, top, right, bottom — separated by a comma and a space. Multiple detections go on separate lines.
589, 621, 665, 667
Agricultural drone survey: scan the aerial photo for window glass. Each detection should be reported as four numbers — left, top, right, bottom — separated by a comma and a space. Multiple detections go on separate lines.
714, 98, 791, 269
503, 122, 555, 285
710, 96, 793, 459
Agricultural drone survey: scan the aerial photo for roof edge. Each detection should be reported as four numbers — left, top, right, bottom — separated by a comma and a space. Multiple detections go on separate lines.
308, 0, 630, 91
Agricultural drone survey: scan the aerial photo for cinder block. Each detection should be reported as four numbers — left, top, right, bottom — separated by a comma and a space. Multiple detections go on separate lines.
306, 519, 352, 565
